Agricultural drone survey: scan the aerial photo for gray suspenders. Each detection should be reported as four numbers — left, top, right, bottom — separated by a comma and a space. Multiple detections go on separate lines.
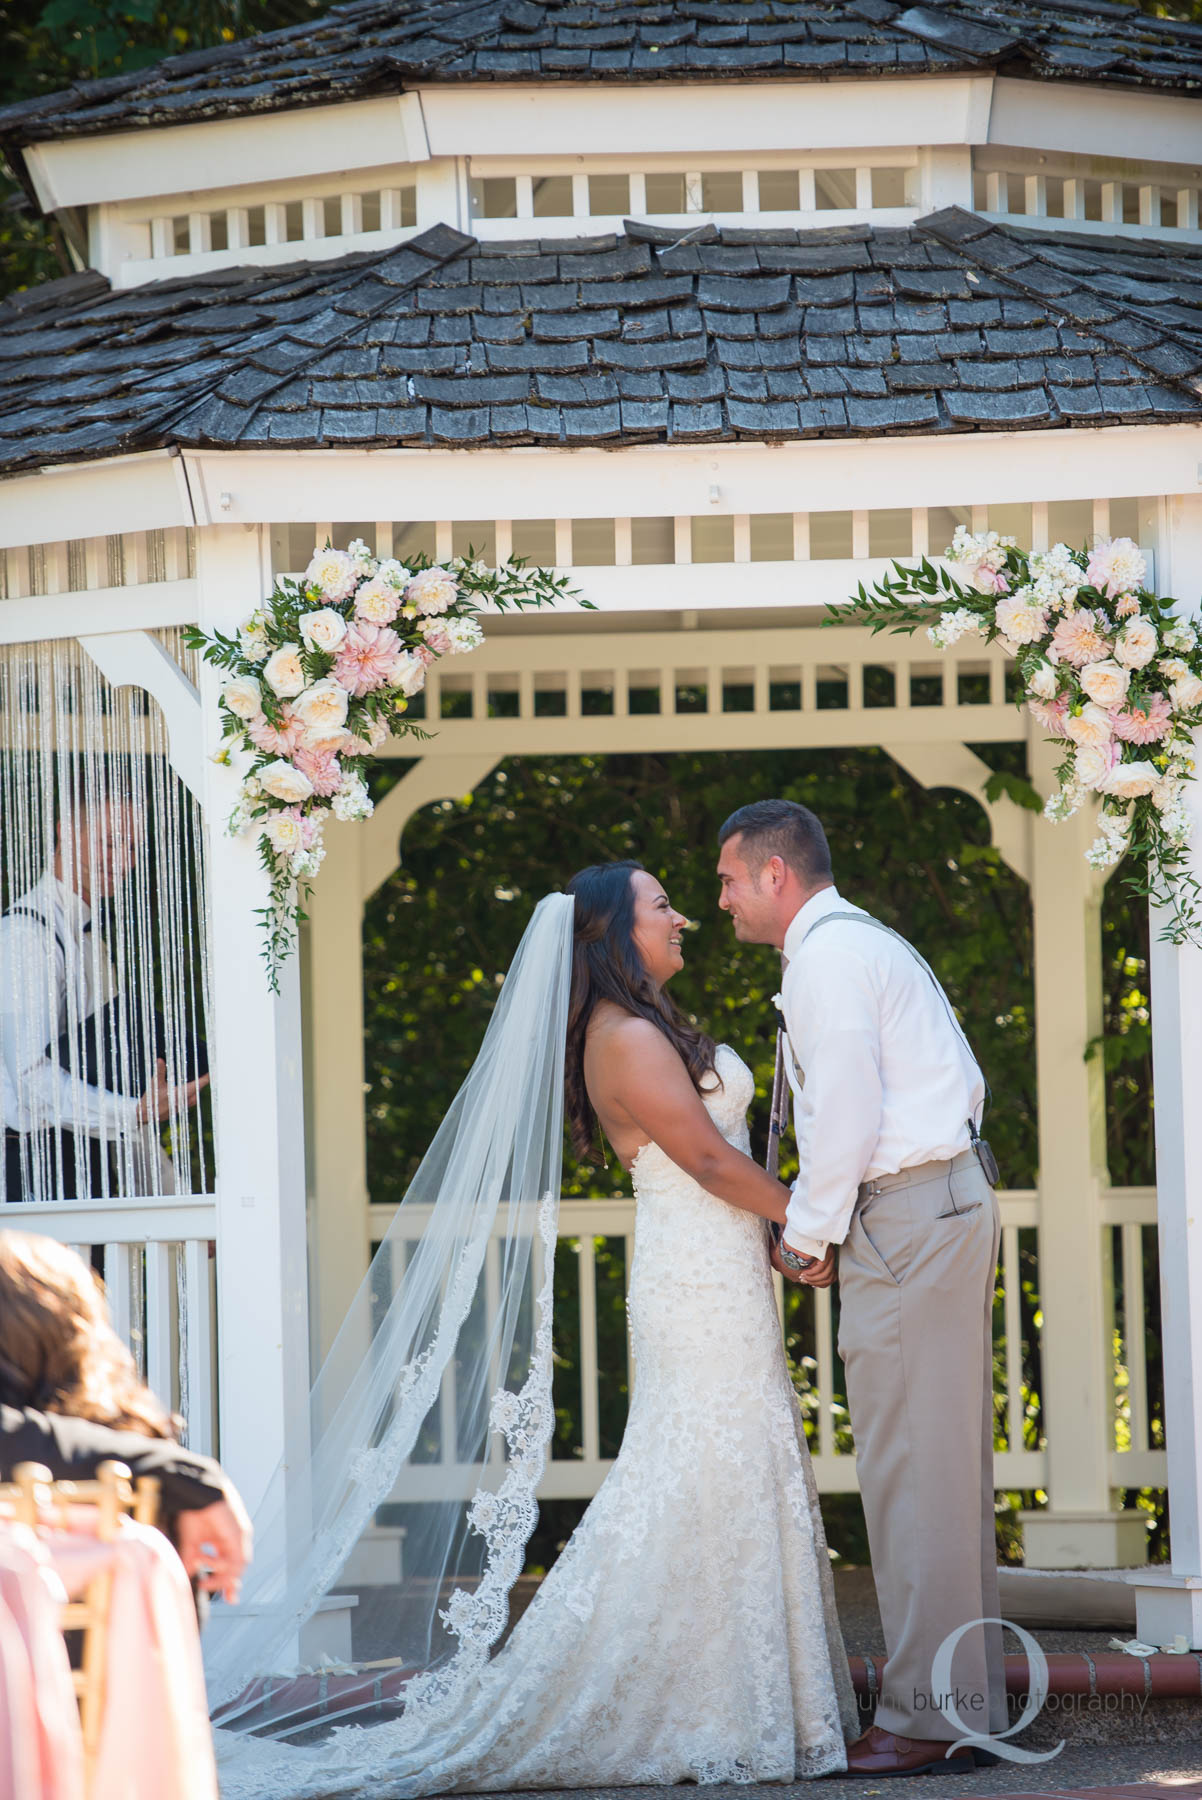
766, 909, 998, 1188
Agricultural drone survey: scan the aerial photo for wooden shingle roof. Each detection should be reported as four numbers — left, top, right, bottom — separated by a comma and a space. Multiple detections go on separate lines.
0, 1, 1199, 152
1, 210, 1200, 475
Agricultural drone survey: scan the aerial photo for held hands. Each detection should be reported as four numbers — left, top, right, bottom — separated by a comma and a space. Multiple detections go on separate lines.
137, 1057, 210, 1125
769, 1237, 837, 1289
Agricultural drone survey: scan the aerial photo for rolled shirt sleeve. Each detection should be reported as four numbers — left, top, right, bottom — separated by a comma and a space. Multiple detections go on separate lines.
782, 944, 883, 1257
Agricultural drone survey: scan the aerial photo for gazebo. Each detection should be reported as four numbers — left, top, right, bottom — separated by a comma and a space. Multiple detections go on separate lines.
1, 0, 1201, 1651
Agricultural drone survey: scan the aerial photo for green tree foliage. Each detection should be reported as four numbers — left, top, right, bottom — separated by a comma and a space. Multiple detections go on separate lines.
0, 0, 333, 294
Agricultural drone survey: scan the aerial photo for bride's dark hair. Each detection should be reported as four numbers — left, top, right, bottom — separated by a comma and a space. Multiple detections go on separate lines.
564, 861, 718, 1163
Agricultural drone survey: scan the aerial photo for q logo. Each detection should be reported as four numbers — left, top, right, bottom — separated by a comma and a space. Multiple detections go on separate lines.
930, 1617, 1064, 1765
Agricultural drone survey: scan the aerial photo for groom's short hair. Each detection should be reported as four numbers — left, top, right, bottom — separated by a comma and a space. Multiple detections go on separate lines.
718, 799, 832, 885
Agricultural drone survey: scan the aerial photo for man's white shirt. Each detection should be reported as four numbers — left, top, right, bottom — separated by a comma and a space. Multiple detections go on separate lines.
780, 885, 985, 1259
0, 873, 140, 1142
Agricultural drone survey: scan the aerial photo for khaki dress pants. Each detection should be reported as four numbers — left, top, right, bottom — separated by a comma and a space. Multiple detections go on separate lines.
837, 1149, 1007, 1742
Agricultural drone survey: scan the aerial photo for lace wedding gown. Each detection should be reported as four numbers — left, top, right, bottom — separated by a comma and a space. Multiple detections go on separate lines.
217, 1044, 856, 1796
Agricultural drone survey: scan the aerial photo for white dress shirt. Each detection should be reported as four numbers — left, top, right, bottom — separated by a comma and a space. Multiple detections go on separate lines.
0, 873, 141, 1143
781, 885, 985, 1258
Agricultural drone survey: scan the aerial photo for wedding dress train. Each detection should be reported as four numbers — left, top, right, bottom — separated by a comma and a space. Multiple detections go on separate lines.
216, 1043, 855, 1796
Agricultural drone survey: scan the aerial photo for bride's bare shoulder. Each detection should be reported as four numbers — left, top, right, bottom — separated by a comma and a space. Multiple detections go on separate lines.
585, 1005, 681, 1074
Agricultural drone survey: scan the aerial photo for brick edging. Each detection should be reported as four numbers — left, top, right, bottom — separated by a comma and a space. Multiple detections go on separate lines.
848, 1652, 1202, 1701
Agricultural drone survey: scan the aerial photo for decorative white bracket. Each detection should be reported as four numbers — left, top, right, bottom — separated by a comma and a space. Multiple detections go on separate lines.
361, 753, 502, 901
77, 630, 203, 802
884, 740, 1033, 884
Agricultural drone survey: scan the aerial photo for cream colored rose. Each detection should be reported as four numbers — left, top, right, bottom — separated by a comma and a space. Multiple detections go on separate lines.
1102, 759, 1159, 800
264, 812, 304, 854
1066, 702, 1114, 749
1170, 671, 1202, 711
263, 643, 306, 698
390, 651, 427, 697
259, 759, 314, 803
304, 548, 358, 602
299, 607, 349, 654
1074, 741, 1118, 790
1027, 665, 1057, 700
1114, 616, 1158, 670
293, 678, 350, 745
1078, 659, 1130, 709
354, 578, 402, 626
221, 675, 262, 720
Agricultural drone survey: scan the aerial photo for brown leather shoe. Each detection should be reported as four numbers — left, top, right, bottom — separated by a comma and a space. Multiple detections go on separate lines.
838, 1725, 976, 1777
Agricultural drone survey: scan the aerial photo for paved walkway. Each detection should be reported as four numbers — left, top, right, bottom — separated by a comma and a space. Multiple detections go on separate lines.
462, 1768, 1202, 1800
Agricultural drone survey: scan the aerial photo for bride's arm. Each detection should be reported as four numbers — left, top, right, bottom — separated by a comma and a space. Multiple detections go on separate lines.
596, 1020, 789, 1225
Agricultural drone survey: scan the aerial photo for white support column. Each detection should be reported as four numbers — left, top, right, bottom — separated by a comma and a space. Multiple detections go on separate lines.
1131, 492, 1202, 1644
196, 524, 311, 1523
1020, 724, 1145, 1568
303, 817, 370, 1364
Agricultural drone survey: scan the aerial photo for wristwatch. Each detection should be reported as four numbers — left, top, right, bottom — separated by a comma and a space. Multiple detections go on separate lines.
777, 1241, 818, 1275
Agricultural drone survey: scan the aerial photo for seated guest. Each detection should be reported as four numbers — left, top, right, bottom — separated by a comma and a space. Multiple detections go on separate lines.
0, 1231, 250, 1602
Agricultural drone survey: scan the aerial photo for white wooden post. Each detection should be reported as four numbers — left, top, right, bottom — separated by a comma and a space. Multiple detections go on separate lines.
303, 817, 370, 1362
197, 524, 312, 1523
1019, 725, 1146, 1568
1131, 492, 1202, 1644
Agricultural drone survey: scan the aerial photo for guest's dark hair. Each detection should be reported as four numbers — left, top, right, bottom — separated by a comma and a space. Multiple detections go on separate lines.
564, 861, 717, 1163
718, 798, 833, 885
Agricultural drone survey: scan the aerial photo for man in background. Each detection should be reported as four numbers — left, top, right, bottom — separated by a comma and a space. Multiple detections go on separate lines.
0, 795, 208, 1203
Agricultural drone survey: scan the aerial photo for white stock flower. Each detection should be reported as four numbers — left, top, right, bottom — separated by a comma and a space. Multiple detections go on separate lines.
995, 589, 1048, 645
299, 607, 349, 654
305, 547, 360, 600
1164, 621, 1198, 653
1066, 703, 1114, 749
263, 643, 306, 698
1114, 616, 1158, 670
1078, 659, 1131, 709
1102, 759, 1159, 800
1044, 783, 1084, 822
1086, 812, 1132, 869
259, 759, 314, 803
241, 775, 263, 799
926, 607, 980, 651
1027, 664, 1057, 700
293, 678, 351, 745
332, 775, 374, 821
264, 811, 305, 855
1161, 802, 1192, 848
444, 617, 485, 654
347, 538, 377, 568
291, 845, 327, 880
220, 674, 263, 720
406, 566, 459, 616
239, 614, 271, 662
373, 558, 411, 590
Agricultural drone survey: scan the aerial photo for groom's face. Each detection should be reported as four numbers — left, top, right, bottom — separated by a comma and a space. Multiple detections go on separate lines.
716, 837, 778, 946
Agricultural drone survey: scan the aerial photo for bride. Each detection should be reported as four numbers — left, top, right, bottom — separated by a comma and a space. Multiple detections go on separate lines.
212, 862, 856, 1797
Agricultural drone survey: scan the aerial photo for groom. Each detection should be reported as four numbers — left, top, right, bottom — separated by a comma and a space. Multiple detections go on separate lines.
717, 798, 1006, 1777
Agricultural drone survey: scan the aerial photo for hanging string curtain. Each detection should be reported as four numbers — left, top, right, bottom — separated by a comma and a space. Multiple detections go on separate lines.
0, 635, 212, 1204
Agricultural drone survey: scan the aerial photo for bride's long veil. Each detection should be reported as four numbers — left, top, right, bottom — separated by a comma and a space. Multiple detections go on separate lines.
206, 893, 575, 1785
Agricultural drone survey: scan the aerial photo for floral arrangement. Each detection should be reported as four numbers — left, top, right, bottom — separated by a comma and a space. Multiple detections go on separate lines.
832, 529, 1202, 943
185, 540, 576, 986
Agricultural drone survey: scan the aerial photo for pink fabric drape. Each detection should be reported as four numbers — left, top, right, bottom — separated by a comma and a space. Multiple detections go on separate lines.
47, 1516, 217, 1800
0, 1512, 216, 1800
0, 1522, 85, 1800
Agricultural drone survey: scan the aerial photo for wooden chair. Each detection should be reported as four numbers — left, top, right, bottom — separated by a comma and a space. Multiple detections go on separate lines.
0, 1459, 160, 1787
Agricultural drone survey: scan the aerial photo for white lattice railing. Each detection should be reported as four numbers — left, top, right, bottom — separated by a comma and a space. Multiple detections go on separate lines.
369, 1186, 1165, 1506
6, 1197, 217, 1457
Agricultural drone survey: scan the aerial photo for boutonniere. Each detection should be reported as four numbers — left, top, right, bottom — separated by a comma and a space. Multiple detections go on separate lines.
772, 993, 783, 1013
